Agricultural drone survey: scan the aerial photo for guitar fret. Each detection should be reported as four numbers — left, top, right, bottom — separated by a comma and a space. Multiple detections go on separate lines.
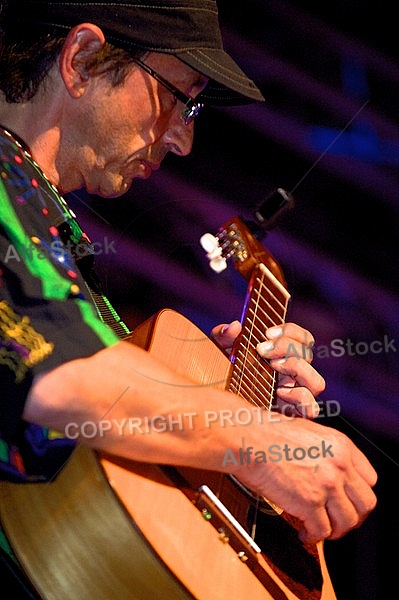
231, 260, 289, 410
231, 344, 276, 409
256, 274, 288, 303
258, 262, 291, 300
231, 358, 274, 404
229, 380, 272, 409
231, 358, 274, 398
240, 334, 263, 351
243, 323, 264, 341
256, 275, 287, 304
249, 291, 286, 325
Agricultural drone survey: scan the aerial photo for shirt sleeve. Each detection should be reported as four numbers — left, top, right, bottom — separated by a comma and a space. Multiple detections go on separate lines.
0, 130, 121, 440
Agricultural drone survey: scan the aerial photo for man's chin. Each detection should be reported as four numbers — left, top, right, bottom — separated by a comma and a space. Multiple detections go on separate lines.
94, 179, 134, 199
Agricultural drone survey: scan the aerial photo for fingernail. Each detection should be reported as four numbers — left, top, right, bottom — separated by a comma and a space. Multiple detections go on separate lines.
267, 326, 283, 339
257, 341, 274, 353
276, 385, 293, 393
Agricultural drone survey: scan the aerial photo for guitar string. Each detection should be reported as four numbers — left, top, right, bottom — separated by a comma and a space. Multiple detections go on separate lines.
251, 275, 290, 408
231, 295, 275, 407
229, 266, 290, 538
251, 271, 277, 408
230, 357, 273, 404
235, 276, 287, 406
251, 276, 287, 325
231, 269, 286, 410
230, 267, 276, 536
229, 268, 264, 401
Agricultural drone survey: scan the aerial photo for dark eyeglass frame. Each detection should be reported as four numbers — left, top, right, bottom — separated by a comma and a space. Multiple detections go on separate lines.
132, 58, 204, 125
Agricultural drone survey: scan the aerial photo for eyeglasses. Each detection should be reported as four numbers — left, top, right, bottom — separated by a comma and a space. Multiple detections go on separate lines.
132, 58, 203, 125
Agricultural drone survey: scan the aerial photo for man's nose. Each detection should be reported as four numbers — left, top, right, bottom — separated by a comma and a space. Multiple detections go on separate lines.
162, 114, 195, 156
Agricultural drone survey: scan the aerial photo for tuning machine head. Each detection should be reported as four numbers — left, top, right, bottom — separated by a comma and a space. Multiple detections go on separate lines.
200, 233, 227, 273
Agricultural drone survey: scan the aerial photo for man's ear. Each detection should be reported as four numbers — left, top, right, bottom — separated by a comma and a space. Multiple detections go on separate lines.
59, 23, 106, 98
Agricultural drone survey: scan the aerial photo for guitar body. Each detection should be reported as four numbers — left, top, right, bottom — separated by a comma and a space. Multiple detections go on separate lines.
0, 309, 336, 600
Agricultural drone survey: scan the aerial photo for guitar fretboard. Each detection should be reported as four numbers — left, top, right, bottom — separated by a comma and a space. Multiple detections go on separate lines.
229, 262, 291, 410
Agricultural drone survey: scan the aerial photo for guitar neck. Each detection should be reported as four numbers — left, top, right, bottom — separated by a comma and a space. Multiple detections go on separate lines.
215, 218, 291, 410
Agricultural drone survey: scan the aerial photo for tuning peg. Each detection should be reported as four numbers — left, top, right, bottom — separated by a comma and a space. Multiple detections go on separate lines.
200, 233, 227, 273
209, 256, 227, 273
200, 233, 219, 253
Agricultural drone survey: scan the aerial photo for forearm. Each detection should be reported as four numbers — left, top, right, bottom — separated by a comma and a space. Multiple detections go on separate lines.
24, 339, 377, 544
24, 340, 260, 472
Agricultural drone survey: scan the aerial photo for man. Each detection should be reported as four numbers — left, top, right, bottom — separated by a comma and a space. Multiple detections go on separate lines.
0, 1, 376, 597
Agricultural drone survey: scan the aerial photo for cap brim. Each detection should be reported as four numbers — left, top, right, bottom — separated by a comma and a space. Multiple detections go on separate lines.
176, 48, 265, 106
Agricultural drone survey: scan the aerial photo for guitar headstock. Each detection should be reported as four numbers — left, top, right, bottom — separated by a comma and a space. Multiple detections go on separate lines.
201, 216, 287, 288
201, 188, 293, 288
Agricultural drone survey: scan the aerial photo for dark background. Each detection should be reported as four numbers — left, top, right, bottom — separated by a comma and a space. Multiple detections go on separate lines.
67, 2, 399, 598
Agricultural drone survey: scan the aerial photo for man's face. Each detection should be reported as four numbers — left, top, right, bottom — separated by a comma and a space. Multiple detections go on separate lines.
57, 53, 208, 197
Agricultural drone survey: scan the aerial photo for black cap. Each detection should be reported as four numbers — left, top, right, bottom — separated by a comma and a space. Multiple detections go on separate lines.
11, 0, 265, 106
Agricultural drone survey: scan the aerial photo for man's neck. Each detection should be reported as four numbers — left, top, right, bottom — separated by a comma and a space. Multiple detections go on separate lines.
0, 97, 61, 189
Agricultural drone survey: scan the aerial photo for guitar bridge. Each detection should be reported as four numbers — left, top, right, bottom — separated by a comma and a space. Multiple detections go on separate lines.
194, 484, 261, 565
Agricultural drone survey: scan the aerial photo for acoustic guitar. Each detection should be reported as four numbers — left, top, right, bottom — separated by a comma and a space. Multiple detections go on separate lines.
0, 197, 336, 599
